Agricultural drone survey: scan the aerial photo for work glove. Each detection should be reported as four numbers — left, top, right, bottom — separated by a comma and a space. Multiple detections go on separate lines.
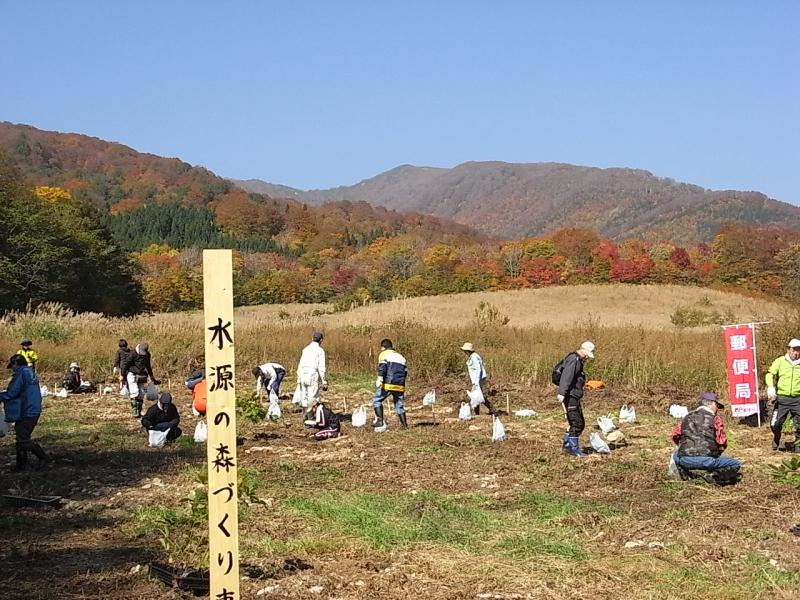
375, 377, 383, 389
767, 386, 777, 401
557, 394, 565, 403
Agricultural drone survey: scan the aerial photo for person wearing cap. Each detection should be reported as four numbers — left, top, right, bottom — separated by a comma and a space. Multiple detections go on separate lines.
670, 392, 741, 485
372, 338, 408, 431
305, 399, 341, 441
120, 342, 161, 417
141, 392, 182, 442
62, 362, 97, 394
113, 339, 134, 395
296, 332, 327, 408
461, 342, 495, 416
556, 341, 596, 457
765, 339, 800, 452
0, 354, 49, 471
252, 362, 286, 400
16, 338, 38, 373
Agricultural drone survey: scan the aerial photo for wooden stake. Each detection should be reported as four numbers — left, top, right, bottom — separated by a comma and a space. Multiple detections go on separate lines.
203, 250, 240, 600
506, 393, 510, 415
343, 396, 348, 414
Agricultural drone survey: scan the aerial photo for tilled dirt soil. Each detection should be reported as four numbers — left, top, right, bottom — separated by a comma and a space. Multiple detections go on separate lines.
0, 382, 798, 599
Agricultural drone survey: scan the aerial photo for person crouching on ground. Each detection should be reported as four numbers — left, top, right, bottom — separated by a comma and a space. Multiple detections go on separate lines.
252, 362, 286, 400
62, 362, 96, 394
0, 355, 49, 471
557, 341, 595, 457
141, 392, 182, 443
670, 392, 741, 485
305, 399, 340, 441
373, 338, 408, 431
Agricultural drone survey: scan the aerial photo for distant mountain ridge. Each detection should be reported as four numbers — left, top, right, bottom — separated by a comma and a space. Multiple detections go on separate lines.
232, 162, 800, 244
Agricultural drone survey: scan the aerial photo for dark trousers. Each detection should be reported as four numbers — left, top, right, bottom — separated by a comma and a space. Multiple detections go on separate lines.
771, 397, 800, 443
15, 416, 39, 450
565, 397, 585, 437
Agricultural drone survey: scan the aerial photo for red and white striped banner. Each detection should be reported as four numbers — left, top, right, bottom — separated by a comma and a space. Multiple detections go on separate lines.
723, 325, 760, 418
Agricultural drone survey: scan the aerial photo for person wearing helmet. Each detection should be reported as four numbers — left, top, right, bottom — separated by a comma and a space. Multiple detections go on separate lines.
0, 354, 49, 471
16, 338, 38, 373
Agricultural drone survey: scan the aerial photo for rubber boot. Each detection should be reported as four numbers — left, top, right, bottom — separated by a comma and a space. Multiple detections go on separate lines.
474, 403, 481, 415
130, 398, 140, 417
11, 447, 28, 472
373, 404, 386, 431
30, 443, 50, 470
398, 412, 408, 429
771, 430, 782, 451
711, 467, 740, 486
561, 433, 569, 452
565, 436, 586, 457
135, 400, 143, 418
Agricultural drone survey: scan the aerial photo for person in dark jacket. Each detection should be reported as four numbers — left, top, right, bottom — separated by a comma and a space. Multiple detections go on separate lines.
305, 400, 340, 441
141, 392, 182, 442
62, 362, 96, 394
121, 342, 160, 417
372, 338, 408, 431
670, 392, 741, 485
557, 341, 595, 457
0, 355, 49, 471
113, 339, 134, 395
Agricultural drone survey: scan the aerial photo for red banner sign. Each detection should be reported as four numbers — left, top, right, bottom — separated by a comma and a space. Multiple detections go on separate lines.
723, 325, 760, 418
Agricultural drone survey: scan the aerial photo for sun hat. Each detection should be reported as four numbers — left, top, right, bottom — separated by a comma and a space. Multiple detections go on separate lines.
461, 342, 474, 351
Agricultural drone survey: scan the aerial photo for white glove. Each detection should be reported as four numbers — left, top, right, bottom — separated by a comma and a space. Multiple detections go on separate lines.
557, 394, 565, 403
304, 419, 317, 426
767, 386, 777, 401
375, 377, 383, 389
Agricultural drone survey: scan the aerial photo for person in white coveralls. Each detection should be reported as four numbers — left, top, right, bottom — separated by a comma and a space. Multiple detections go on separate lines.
296, 332, 327, 408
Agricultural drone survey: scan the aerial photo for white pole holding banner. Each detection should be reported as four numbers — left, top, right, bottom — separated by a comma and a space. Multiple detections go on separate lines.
203, 249, 240, 599
749, 323, 762, 427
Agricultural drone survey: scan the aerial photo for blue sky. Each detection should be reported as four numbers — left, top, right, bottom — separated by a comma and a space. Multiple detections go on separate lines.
1, 1, 798, 202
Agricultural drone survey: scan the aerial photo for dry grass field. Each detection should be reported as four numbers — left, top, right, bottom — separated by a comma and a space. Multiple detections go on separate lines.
1, 284, 799, 599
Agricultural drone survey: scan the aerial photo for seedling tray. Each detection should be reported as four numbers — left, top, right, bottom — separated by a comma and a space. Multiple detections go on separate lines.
1, 495, 62, 509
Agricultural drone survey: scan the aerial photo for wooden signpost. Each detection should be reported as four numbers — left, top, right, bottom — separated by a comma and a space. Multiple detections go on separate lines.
203, 249, 240, 599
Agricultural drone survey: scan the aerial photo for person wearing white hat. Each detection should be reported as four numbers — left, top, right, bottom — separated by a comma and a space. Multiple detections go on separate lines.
62, 362, 97, 394
765, 338, 800, 452
555, 341, 596, 457
461, 342, 495, 416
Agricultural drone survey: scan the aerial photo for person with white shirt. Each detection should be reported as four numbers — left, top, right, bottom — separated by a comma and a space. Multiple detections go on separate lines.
296, 332, 327, 408
461, 342, 495, 416
252, 362, 286, 399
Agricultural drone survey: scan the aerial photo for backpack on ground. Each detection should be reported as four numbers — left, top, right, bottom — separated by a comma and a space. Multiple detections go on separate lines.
551, 352, 577, 385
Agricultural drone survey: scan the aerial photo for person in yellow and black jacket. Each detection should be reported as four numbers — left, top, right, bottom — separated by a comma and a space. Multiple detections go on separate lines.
765, 338, 800, 452
372, 339, 408, 431
16, 338, 38, 373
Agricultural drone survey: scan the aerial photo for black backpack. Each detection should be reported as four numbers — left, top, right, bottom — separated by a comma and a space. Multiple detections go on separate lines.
551, 352, 577, 385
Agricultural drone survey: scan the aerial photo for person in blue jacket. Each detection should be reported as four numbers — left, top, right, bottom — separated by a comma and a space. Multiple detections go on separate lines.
0, 354, 49, 471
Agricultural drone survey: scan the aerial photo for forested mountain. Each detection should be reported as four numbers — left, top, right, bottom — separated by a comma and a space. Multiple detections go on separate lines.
233, 162, 800, 244
4, 121, 800, 316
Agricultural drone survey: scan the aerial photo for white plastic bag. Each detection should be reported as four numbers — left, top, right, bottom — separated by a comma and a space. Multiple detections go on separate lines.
458, 402, 473, 421
619, 404, 636, 424
422, 390, 436, 406
492, 417, 507, 442
292, 384, 303, 405
193, 421, 208, 443
514, 409, 538, 418
669, 404, 689, 419
667, 453, 682, 479
589, 432, 611, 454
56, 388, 68, 398
351, 405, 368, 427
597, 415, 616, 434
267, 400, 282, 421
102, 386, 114, 395
148, 429, 169, 448
40, 385, 49, 396
269, 389, 279, 404
467, 386, 485, 408
0, 408, 7, 437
